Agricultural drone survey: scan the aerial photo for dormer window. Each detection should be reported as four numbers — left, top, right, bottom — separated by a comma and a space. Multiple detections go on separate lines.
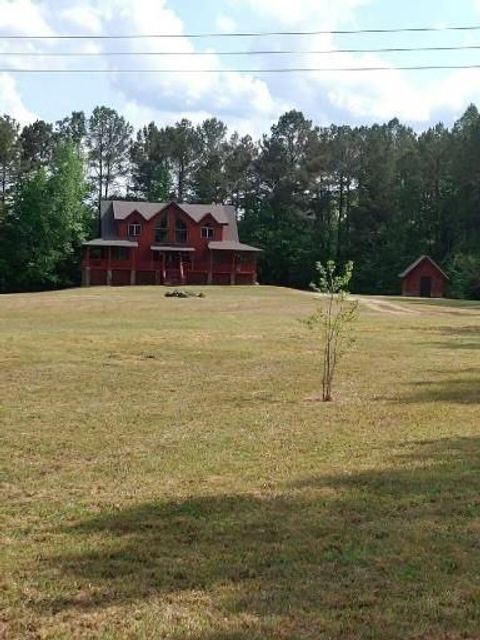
201, 225, 214, 239
128, 223, 142, 237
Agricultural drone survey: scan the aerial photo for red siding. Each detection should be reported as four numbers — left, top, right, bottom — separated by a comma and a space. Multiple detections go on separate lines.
401, 258, 447, 297
137, 270, 156, 285
117, 205, 223, 270
111, 270, 131, 286
82, 203, 258, 286
90, 269, 107, 286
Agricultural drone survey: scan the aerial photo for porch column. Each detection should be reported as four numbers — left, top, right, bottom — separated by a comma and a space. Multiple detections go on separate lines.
107, 246, 112, 286
83, 247, 91, 287
162, 253, 166, 284
130, 247, 136, 286
230, 252, 236, 285
207, 251, 213, 285
179, 253, 185, 284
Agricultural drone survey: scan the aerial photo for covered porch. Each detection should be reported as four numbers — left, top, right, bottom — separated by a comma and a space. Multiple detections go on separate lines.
206, 241, 262, 285
82, 239, 138, 286
150, 246, 196, 285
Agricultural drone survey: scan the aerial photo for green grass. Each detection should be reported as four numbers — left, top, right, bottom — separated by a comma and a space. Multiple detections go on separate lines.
1, 286, 480, 639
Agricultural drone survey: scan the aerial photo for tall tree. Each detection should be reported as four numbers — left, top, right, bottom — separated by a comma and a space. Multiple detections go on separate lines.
0, 115, 20, 207
130, 122, 172, 201
56, 111, 87, 149
164, 119, 200, 202
19, 120, 54, 173
86, 106, 133, 226
1, 142, 89, 292
192, 117, 228, 203
48, 143, 90, 284
224, 133, 258, 209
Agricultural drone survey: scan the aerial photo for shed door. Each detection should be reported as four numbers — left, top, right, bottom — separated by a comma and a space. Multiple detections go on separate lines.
420, 276, 432, 298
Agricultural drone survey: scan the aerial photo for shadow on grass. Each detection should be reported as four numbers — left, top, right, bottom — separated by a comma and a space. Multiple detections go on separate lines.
404, 298, 480, 312
397, 378, 480, 404
420, 325, 480, 351
34, 437, 480, 639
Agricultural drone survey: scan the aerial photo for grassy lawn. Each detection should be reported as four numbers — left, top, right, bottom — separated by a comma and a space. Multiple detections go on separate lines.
1, 286, 480, 639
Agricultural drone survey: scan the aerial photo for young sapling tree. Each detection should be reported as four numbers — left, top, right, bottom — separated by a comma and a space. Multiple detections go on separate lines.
305, 260, 359, 401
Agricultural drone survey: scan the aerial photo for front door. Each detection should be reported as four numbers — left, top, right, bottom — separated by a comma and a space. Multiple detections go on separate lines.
165, 253, 180, 284
420, 276, 432, 298
165, 253, 180, 270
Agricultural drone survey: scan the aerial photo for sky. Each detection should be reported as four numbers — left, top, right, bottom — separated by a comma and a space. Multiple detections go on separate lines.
1, 0, 480, 136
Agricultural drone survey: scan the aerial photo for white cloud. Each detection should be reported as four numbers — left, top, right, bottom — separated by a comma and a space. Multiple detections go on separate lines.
0, 0, 54, 36
242, 0, 371, 26
215, 14, 237, 33
0, 73, 36, 122
59, 5, 103, 34
90, 0, 281, 127
0, 0, 478, 135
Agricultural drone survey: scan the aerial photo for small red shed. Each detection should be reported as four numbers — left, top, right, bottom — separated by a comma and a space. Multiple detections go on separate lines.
399, 255, 449, 298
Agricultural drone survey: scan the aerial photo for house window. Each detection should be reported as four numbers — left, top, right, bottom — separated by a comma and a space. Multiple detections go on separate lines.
175, 217, 187, 244
128, 223, 142, 237
90, 247, 104, 260
155, 215, 168, 243
236, 253, 250, 264
111, 246, 129, 261
201, 225, 214, 239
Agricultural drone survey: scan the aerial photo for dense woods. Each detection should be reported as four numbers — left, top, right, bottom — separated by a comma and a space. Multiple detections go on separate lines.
1, 104, 480, 297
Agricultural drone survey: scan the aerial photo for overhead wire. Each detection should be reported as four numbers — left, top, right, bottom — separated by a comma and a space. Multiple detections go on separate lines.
2, 24, 480, 73
2, 24, 480, 39
4, 44, 480, 56
3, 64, 480, 73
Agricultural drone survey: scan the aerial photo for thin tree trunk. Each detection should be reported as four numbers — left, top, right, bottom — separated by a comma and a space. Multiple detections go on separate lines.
97, 163, 103, 237
1, 164, 6, 205
337, 174, 344, 262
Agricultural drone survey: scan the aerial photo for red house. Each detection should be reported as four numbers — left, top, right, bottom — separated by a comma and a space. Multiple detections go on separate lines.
82, 201, 261, 286
399, 255, 449, 298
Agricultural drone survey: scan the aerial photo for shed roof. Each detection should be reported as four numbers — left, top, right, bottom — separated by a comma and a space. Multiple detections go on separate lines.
398, 255, 449, 280
84, 239, 138, 248
208, 241, 262, 252
150, 245, 195, 252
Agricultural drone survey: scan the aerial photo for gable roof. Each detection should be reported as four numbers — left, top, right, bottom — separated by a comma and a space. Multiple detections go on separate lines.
109, 201, 232, 224
101, 200, 239, 242
398, 255, 449, 280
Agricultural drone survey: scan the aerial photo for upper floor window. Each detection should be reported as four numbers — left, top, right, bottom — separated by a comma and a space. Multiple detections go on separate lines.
201, 225, 214, 239
175, 217, 187, 244
155, 215, 168, 244
128, 223, 142, 237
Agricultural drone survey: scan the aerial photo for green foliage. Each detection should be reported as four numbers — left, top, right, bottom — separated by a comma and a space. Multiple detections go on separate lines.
19, 119, 54, 173
304, 261, 359, 401
0, 114, 20, 206
1, 143, 90, 292
448, 253, 480, 299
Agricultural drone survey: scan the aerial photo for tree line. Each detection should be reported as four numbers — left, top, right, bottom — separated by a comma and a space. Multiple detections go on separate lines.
1, 104, 480, 297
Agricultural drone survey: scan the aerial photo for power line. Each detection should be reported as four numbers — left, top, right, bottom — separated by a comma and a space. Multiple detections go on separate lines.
4, 64, 480, 73
2, 24, 480, 39
5, 44, 480, 56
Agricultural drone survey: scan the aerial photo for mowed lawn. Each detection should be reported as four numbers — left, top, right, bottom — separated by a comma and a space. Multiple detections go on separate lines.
1, 286, 480, 639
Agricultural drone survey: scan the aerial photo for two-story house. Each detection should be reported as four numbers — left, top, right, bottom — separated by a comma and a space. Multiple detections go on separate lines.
82, 200, 261, 286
